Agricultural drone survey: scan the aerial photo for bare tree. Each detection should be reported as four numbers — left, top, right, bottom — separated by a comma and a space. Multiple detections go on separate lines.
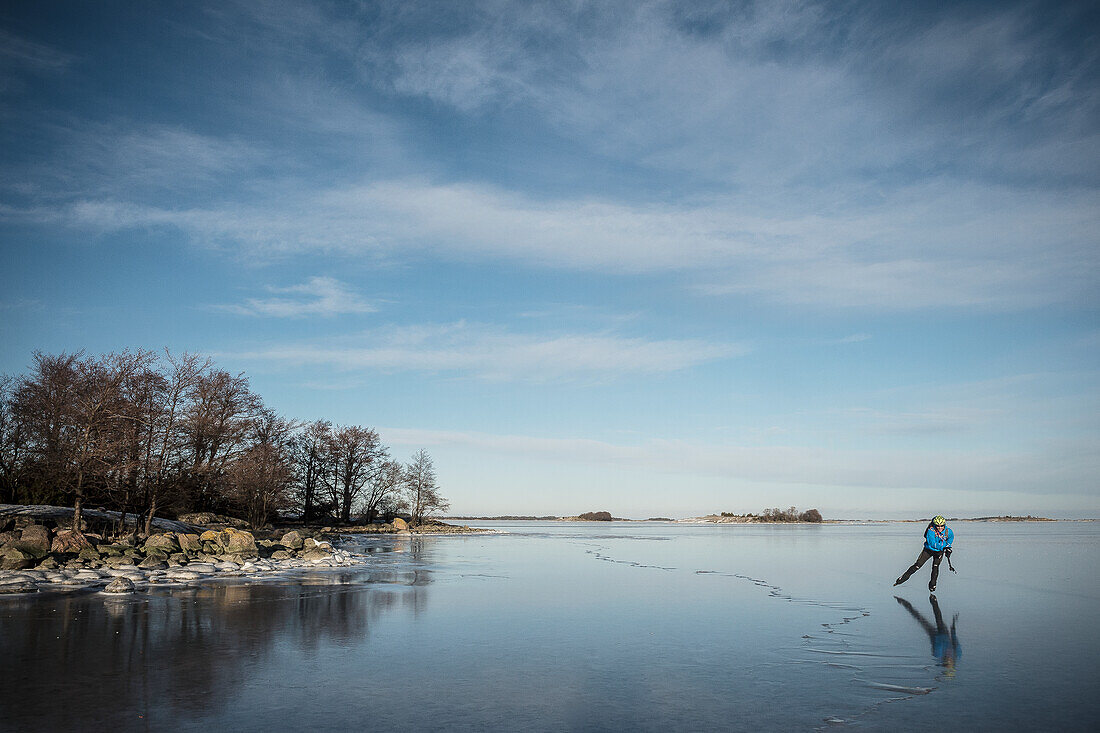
290, 419, 331, 522
0, 374, 25, 504
403, 450, 448, 526
182, 368, 262, 513
12, 351, 150, 532
135, 352, 209, 536
359, 458, 402, 523
226, 410, 297, 530
321, 425, 385, 524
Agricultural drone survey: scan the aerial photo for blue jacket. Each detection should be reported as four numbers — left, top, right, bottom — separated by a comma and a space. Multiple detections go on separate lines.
924, 526, 953, 552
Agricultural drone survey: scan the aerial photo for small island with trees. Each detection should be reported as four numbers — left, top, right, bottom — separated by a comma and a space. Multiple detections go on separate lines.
682, 507, 824, 523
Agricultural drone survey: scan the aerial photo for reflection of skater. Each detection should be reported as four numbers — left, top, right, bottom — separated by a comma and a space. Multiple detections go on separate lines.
895, 595, 961, 677
894, 515, 953, 592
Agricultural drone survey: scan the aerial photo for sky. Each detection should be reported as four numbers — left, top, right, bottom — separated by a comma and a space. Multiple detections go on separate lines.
1, 1, 1097, 519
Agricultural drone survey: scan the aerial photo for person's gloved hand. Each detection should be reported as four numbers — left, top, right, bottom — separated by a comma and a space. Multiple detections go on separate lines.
945, 547, 953, 557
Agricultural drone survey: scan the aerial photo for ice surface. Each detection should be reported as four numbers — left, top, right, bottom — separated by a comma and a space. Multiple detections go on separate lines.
1, 521, 1096, 730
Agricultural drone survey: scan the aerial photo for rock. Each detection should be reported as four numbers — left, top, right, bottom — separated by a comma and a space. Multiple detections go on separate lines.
1, 546, 37, 570
216, 554, 247, 565
168, 553, 188, 565
164, 570, 203, 581
198, 530, 220, 543
301, 548, 331, 563
143, 533, 181, 554
137, 556, 167, 570
271, 550, 292, 560
0, 581, 39, 594
177, 533, 203, 554
214, 561, 240, 572
36, 556, 59, 570
278, 530, 305, 550
103, 577, 135, 593
51, 530, 92, 554
19, 525, 51, 554
218, 528, 258, 557
78, 547, 102, 562
391, 517, 408, 530
0, 530, 18, 548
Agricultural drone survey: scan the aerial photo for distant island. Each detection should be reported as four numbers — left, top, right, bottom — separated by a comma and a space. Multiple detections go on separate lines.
681, 507, 824, 524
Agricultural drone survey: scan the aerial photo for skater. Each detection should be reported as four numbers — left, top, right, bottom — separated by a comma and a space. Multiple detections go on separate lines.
894, 515, 953, 592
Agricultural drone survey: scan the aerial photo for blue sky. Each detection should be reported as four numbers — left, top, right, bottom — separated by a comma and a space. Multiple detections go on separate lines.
1, 1, 1097, 518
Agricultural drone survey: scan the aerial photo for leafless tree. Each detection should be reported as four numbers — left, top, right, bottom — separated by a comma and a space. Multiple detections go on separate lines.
403, 450, 448, 526
321, 425, 386, 524
136, 352, 209, 536
359, 458, 402, 522
0, 374, 25, 504
290, 419, 331, 521
12, 351, 148, 532
182, 368, 262, 513
226, 410, 297, 530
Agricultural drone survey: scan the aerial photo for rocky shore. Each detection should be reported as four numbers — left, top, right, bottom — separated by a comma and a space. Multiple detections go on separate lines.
0, 505, 492, 596
0, 513, 360, 596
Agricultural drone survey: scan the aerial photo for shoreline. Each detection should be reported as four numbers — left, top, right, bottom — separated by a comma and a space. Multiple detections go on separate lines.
0, 504, 494, 596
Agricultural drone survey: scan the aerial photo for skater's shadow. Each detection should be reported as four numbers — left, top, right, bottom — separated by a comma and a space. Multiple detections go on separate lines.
895, 595, 962, 678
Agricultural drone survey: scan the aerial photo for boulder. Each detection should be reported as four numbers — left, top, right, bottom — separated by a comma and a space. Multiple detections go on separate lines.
169, 553, 188, 565
51, 530, 93, 554
1, 546, 37, 570
177, 533, 202, 554
78, 547, 102, 562
301, 548, 331, 563
218, 528, 257, 557
0, 581, 39, 594
137, 556, 167, 570
143, 534, 180, 554
278, 530, 304, 550
271, 550, 292, 560
0, 530, 18, 548
198, 530, 220, 543
103, 577, 135, 594
19, 525, 52, 557
391, 517, 408, 530
36, 556, 59, 570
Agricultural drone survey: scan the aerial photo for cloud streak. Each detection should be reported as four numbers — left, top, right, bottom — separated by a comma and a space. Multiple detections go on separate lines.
379, 426, 1098, 496
212, 276, 375, 318
226, 322, 742, 382
55, 178, 1099, 309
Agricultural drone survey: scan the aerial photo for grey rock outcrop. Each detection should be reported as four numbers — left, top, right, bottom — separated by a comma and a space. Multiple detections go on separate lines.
103, 576, 135, 593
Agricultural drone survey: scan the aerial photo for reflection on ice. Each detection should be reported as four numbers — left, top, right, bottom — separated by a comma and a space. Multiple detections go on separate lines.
896, 594, 962, 679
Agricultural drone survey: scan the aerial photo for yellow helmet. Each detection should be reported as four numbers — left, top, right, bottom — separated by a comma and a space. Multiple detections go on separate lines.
932, 515, 946, 526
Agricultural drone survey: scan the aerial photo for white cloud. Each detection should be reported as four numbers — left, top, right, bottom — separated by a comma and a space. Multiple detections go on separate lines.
212, 277, 375, 318
55, 178, 1100, 309
226, 322, 741, 381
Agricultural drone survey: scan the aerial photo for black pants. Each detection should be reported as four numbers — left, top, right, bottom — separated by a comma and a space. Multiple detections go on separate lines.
898, 549, 943, 589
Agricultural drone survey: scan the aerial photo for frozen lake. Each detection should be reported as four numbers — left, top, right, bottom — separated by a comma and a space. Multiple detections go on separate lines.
1, 521, 1097, 731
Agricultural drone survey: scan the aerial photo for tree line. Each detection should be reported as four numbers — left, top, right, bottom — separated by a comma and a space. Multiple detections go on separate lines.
0, 350, 448, 533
